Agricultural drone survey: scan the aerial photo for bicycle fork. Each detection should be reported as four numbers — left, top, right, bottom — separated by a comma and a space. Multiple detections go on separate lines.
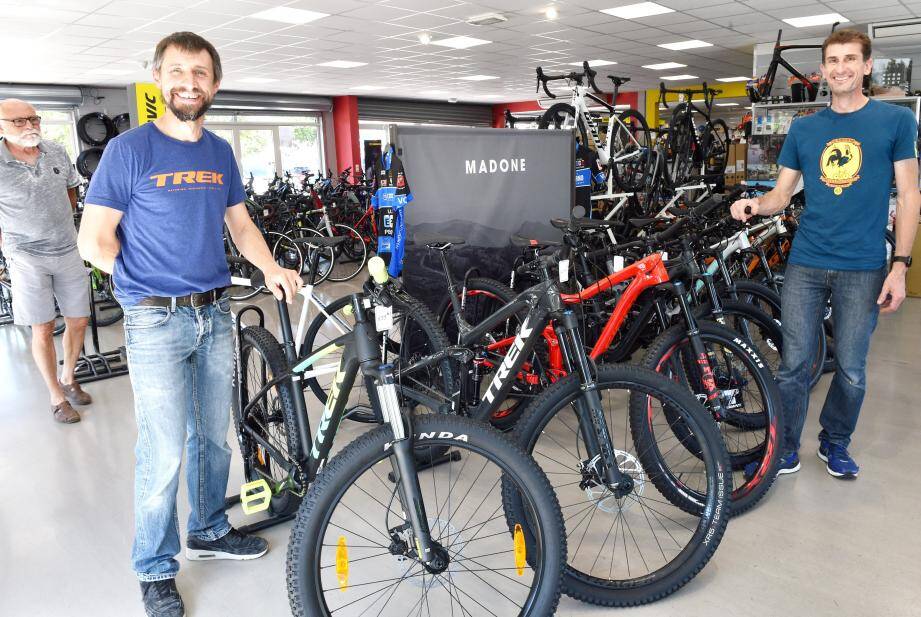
554, 309, 634, 497
377, 367, 449, 572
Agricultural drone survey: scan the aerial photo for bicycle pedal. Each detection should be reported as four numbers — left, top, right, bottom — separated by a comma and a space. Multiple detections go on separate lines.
239, 479, 271, 515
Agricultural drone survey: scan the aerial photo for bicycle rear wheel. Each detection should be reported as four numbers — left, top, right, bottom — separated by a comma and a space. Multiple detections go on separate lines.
303, 291, 454, 423
237, 325, 302, 517
325, 223, 368, 283
509, 363, 731, 606
286, 414, 565, 617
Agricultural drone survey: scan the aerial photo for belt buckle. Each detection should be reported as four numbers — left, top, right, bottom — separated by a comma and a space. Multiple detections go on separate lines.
190, 290, 211, 309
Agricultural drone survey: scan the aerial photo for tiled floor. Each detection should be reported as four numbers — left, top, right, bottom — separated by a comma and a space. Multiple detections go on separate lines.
1, 290, 919, 617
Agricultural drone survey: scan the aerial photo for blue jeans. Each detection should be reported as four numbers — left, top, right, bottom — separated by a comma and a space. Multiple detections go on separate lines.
777, 264, 886, 454
124, 297, 234, 581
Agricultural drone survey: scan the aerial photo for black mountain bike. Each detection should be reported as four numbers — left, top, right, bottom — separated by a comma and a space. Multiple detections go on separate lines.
232, 255, 566, 616
659, 82, 730, 187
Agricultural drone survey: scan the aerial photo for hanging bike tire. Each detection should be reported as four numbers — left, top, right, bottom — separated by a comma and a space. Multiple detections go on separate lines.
112, 112, 131, 135
77, 112, 117, 147
76, 147, 104, 179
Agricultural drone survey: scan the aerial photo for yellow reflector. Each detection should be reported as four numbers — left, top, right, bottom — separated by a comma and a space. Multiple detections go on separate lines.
514, 524, 526, 576
343, 304, 353, 316
239, 479, 271, 515
336, 536, 349, 591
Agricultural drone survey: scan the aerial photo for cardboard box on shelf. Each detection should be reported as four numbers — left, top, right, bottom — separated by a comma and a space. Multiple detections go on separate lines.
735, 143, 747, 175
907, 223, 921, 298
726, 143, 737, 173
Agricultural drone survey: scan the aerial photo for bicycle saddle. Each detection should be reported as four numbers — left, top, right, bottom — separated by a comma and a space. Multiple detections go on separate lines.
608, 76, 630, 87
413, 233, 466, 249
291, 235, 350, 248
628, 217, 665, 230
510, 234, 560, 249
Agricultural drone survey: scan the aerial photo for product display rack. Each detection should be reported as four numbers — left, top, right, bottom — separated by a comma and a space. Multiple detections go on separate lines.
747, 96, 921, 184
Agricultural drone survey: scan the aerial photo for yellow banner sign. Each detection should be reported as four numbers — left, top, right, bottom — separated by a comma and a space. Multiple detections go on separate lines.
130, 82, 164, 127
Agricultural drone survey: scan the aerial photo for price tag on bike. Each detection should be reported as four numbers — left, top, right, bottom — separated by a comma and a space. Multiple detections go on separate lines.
374, 304, 394, 332
559, 259, 570, 283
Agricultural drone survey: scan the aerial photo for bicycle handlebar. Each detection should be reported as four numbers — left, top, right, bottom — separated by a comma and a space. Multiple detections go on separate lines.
536, 61, 604, 99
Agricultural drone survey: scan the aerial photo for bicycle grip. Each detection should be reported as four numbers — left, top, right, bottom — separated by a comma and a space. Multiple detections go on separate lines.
368, 256, 389, 285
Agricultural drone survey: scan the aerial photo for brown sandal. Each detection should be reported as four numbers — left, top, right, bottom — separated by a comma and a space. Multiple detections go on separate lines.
60, 382, 93, 405
52, 400, 81, 424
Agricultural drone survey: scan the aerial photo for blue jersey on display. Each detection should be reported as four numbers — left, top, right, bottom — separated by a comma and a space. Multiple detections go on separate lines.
84, 123, 246, 306
777, 99, 918, 270
371, 146, 412, 276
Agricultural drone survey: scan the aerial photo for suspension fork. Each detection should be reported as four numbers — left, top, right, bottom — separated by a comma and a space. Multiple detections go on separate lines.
553, 309, 631, 492
671, 280, 728, 421
377, 367, 444, 568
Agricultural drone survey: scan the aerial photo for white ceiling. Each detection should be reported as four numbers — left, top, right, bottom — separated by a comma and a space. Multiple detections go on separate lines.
1, 0, 918, 103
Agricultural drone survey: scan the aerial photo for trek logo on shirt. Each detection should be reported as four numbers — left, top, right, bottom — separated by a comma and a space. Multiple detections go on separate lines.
819, 138, 862, 196
149, 171, 225, 189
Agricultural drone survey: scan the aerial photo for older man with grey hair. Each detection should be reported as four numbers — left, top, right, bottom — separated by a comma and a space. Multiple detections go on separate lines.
0, 98, 92, 423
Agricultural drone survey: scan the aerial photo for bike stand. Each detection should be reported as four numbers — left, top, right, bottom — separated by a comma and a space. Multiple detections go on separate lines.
223, 494, 297, 534
66, 276, 129, 384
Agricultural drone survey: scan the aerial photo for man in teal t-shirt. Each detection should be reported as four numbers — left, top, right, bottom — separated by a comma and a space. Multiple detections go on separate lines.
732, 29, 920, 480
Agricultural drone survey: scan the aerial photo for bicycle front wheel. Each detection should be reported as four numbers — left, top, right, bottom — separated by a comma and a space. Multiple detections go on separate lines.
510, 363, 731, 606
642, 320, 783, 515
286, 414, 565, 617
609, 109, 651, 193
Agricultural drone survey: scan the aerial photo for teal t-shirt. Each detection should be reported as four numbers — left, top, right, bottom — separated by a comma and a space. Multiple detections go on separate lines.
778, 99, 918, 270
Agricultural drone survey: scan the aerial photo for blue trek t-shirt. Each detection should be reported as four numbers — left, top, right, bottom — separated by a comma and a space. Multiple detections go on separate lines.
777, 99, 918, 270
85, 123, 246, 306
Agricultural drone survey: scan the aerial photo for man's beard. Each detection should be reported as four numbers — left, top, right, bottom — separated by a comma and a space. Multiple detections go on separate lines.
3, 131, 41, 147
165, 88, 214, 122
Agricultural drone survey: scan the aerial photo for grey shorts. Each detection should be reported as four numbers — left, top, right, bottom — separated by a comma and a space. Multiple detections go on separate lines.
6, 249, 90, 326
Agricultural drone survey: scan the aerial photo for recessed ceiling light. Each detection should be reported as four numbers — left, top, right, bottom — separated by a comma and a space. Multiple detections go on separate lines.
418, 32, 432, 44
715, 102, 739, 106
238, 77, 279, 83
783, 13, 847, 28
467, 12, 507, 26
658, 40, 712, 51
716, 76, 751, 82
458, 74, 499, 81
660, 74, 699, 81
643, 62, 686, 70
569, 59, 617, 67
545, 6, 559, 19
601, 2, 674, 19
351, 85, 385, 91
251, 7, 328, 24
317, 60, 367, 68
432, 36, 491, 50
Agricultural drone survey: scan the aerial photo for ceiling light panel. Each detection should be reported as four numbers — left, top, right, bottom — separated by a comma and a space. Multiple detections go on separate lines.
782, 13, 847, 28
715, 102, 739, 106
457, 74, 499, 81
250, 7, 328, 25
660, 74, 699, 80
716, 76, 751, 82
317, 60, 367, 68
643, 62, 686, 70
431, 36, 491, 49
569, 60, 617, 66
658, 40, 712, 50
601, 3, 675, 19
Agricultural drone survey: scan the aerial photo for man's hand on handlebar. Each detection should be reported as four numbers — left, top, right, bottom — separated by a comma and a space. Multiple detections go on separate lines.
730, 198, 759, 222
264, 264, 303, 304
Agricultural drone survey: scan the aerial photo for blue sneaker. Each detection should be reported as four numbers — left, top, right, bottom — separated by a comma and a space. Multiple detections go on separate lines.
818, 442, 859, 479
776, 451, 800, 475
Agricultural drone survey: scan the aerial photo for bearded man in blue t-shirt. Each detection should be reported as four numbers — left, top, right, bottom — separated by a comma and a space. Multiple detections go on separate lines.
732, 29, 920, 480
77, 32, 302, 617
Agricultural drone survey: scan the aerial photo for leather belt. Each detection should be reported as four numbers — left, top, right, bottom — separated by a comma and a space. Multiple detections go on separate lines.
136, 288, 226, 309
